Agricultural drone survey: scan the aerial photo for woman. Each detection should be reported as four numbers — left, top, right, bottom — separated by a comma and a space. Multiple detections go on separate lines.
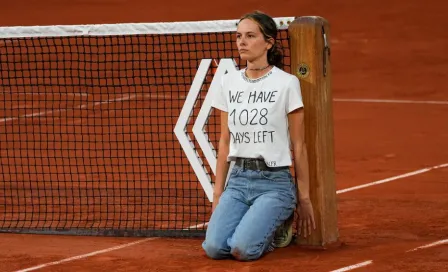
202, 11, 316, 261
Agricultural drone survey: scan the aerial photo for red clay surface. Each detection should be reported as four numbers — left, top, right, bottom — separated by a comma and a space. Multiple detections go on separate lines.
1, 0, 448, 271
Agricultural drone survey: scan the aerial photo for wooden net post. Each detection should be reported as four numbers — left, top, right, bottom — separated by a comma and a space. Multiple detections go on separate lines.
288, 16, 339, 248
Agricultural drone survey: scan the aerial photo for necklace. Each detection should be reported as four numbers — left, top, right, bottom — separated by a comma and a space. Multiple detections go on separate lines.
247, 64, 271, 71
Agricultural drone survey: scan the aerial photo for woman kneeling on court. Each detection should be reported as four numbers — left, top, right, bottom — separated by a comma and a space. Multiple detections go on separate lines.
202, 11, 316, 261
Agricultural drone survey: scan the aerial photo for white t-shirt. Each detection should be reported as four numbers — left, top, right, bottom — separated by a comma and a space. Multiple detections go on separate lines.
211, 66, 304, 167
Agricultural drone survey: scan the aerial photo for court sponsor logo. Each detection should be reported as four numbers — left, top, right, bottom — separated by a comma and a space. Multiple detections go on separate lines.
297, 63, 310, 79
174, 58, 237, 202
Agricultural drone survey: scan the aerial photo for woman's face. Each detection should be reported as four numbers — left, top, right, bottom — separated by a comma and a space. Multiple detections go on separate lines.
236, 19, 273, 63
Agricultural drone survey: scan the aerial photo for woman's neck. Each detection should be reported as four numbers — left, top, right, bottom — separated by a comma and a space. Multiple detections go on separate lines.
245, 60, 272, 79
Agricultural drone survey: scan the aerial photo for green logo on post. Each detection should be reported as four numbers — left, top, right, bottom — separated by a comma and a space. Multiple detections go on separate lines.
297, 63, 310, 79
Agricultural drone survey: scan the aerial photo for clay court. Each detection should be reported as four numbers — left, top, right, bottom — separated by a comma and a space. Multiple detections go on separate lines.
0, 0, 447, 271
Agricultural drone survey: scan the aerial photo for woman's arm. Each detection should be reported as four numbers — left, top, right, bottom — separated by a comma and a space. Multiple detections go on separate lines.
288, 107, 316, 237
213, 109, 231, 212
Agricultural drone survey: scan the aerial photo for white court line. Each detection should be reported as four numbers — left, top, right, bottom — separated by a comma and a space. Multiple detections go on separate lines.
334, 98, 448, 105
4, 96, 445, 125
329, 260, 373, 272
12, 220, 208, 272
333, 239, 448, 271
0, 92, 191, 124
79, 94, 137, 109
0, 92, 89, 96
0, 93, 157, 124
406, 239, 448, 252
0, 108, 69, 123
2, 95, 446, 104
336, 163, 448, 194
13, 238, 157, 272
184, 222, 208, 230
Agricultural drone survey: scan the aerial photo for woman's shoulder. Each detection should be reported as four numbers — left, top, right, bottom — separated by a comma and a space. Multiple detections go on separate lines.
218, 69, 241, 84
271, 67, 299, 87
272, 67, 296, 80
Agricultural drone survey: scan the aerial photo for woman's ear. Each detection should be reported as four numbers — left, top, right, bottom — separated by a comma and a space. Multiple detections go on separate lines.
267, 37, 275, 50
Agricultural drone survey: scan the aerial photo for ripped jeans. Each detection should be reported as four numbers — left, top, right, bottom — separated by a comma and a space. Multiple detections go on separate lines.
202, 164, 297, 261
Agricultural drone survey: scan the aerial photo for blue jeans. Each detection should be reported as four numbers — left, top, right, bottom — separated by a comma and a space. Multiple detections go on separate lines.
202, 165, 297, 261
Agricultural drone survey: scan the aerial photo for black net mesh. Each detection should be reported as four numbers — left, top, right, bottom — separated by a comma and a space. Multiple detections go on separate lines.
0, 29, 291, 237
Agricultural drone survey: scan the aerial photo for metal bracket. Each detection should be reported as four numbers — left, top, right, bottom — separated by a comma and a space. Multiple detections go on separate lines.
322, 24, 331, 77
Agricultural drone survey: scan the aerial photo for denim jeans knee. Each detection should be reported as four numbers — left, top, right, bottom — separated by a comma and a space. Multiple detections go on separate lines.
202, 171, 250, 260
202, 240, 230, 260
230, 242, 265, 261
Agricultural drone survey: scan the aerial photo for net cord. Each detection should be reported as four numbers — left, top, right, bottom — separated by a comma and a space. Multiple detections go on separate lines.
0, 17, 296, 38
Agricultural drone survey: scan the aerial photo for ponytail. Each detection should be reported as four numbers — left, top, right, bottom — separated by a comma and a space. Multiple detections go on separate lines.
267, 41, 283, 69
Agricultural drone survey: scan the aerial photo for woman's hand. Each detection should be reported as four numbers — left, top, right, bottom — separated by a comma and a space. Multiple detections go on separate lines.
297, 198, 316, 238
212, 192, 222, 213
287, 108, 315, 237
212, 109, 230, 214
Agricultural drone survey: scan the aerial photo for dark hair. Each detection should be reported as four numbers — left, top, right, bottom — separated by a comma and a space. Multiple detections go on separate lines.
238, 11, 283, 69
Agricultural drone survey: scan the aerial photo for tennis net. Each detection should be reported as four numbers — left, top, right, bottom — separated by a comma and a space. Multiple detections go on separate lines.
0, 17, 293, 237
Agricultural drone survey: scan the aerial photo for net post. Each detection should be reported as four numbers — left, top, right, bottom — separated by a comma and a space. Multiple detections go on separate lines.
288, 16, 339, 248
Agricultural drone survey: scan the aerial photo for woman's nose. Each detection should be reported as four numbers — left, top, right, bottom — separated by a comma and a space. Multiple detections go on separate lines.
239, 38, 246, 47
